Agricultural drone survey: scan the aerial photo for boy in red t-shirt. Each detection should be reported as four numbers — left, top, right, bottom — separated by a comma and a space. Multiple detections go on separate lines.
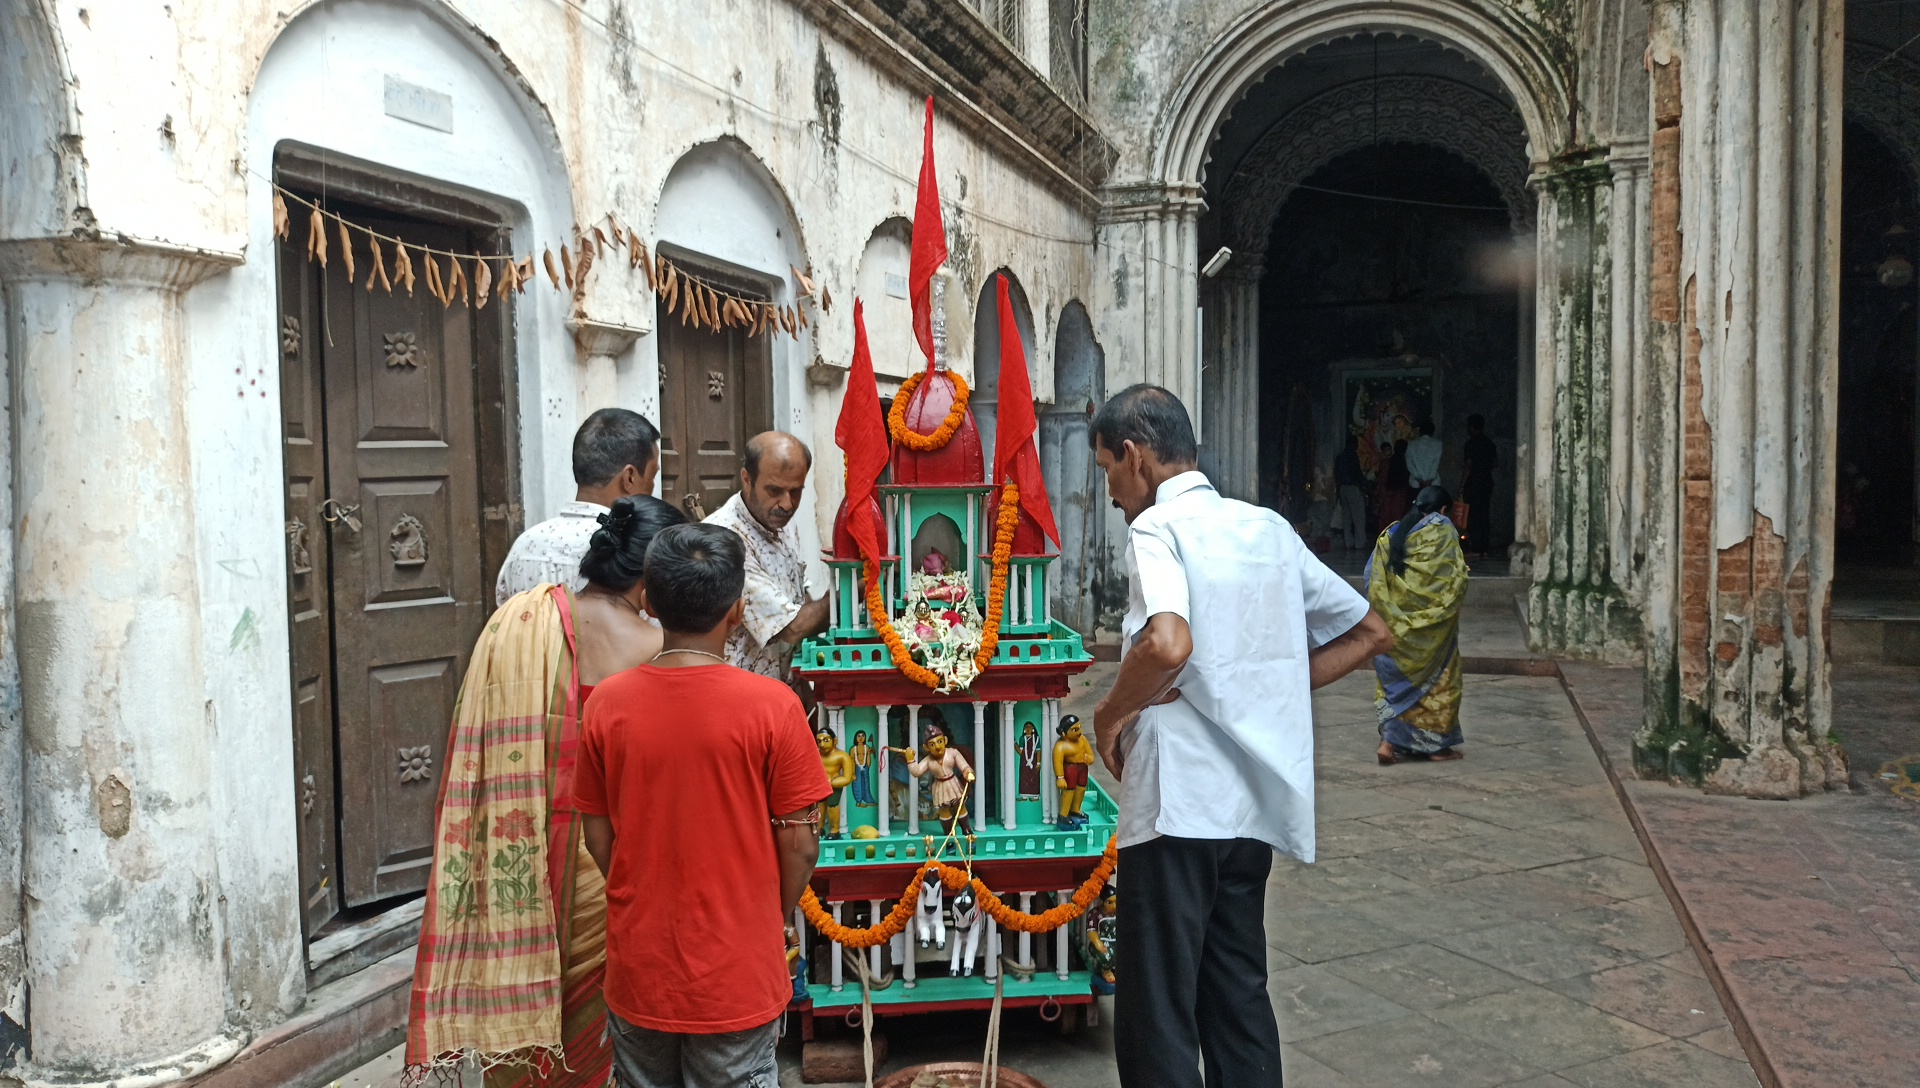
576, 522, 830, 1087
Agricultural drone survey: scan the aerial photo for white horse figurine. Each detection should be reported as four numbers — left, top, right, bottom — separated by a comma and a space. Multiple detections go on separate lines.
948, 886, 984, 977
916, 880, 945, 949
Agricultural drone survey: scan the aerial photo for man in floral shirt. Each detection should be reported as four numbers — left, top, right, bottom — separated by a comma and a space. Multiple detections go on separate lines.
704, 432, 829, 682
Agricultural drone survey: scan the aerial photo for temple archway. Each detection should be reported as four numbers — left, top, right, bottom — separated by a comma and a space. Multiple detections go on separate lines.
1195, 32, 1533, 569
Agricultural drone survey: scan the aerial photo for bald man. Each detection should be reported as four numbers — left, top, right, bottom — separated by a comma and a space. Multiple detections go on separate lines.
703, 432, 831, 680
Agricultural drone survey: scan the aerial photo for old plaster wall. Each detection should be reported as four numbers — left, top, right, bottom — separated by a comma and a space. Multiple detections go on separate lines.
2, 0, 1097, 1075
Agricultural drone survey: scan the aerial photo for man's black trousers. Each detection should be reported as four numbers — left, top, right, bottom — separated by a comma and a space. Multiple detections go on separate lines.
1114, 836, 1282, 1087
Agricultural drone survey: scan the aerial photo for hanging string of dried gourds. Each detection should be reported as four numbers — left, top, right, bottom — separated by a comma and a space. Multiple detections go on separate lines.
272, 184, 830, 338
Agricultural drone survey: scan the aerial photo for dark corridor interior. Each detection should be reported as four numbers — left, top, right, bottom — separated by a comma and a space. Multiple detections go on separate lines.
1258, 143, 1521, 549
1838, 119, 1919, 569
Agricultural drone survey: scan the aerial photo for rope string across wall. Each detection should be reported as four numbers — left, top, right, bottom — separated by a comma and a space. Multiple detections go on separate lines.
272, 184, 829, 338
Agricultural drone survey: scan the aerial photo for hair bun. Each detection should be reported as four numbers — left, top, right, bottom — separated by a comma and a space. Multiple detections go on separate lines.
598, 502, 640, 539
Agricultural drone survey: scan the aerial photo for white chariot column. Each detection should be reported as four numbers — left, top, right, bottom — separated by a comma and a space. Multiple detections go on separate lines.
1000, 702, 1018, 830
971, 701, 988, 830
830, 903, 845, 992
876, 704, 892, 837
1056, 890, 1073, 979
906, 704, 922, 836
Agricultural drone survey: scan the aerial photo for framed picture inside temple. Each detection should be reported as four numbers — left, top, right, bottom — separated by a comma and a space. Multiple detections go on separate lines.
1340, 367, 1439, 479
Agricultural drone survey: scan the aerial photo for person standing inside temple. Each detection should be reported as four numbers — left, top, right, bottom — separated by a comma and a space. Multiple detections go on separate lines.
704, 432, 830, 683
1405, 418, 1443, 491
1088, 384, 1393, 1088
496, 408, 660, 605
1376, 438, 1413, 533
1460, 414, 1499, 559
1334, 433, 1369, 552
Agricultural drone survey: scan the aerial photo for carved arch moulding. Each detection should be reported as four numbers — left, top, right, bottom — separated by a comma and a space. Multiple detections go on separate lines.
1153, 0, 1573, 187
1218, 73, 1533, 260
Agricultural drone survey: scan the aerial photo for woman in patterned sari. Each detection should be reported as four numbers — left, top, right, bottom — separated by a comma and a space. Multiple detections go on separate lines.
1365, 485, 1469, 764
406, 496, 683, 1087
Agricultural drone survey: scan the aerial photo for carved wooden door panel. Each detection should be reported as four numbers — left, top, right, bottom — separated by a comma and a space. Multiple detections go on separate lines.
278, 227, 341, 935
318, 210, 489, 907
658, 277, 771, 520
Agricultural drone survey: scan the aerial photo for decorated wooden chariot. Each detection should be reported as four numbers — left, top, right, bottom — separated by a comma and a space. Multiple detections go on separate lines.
785, 280, 1117, 1039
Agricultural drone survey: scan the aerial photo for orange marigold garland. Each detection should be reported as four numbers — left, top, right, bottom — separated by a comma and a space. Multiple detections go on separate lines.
858, 480, 1019, 691
799, 835, 1118, 948
972, 480, 1020, 675
888, 369, 971, 451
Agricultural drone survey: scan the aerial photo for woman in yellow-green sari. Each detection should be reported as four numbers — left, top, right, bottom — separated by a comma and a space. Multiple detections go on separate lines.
1365, 485, 1469, 764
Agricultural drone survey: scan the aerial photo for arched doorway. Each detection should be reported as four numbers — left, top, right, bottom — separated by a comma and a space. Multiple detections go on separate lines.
1198, 33, 1532, 569
1041, 300, 1106, 634
654, 139, 808, 520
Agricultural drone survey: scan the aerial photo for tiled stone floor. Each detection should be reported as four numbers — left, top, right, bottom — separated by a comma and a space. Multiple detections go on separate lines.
1275, 673, 1758, 1088
346, 668, 1757, 1088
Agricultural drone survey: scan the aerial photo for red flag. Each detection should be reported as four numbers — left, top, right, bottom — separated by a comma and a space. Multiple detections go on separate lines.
993, 274, 1061, 550
908, 96, 949, 373
835, 299, 891, 561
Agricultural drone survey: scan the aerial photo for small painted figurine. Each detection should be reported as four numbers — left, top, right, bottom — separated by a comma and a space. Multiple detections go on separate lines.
893, 720, 976, 836
1084, 884, 1118, 995
916, 878, 946, 949
1053, 714, 1095, 829
816, 729, 857, 839
948, 885, 985, 978
849, 729, 877, 808
920, 548, 969, 603
785, 924, 810, 1002
1017, 720, 1042, 799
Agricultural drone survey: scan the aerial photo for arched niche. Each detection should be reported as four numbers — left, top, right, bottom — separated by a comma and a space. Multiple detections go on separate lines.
970, 269, 1037, 459
653, 138, 810, 521
209, 0, 579, 1032
1040, 300, 1106, 634
246, 0, 576, 506
853, 217, 918, 378
656, 138, 808, 290
909, 512, 967, 577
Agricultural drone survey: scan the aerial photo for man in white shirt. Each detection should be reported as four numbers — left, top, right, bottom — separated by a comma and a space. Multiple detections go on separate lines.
1089, 385, 1393, 1088
1405, 418, 1444, 490
704, 432, 830, 682
494, 408, 659, 606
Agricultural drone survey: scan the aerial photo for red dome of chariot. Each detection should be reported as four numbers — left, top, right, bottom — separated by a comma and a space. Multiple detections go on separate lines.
888, 369, 984, 485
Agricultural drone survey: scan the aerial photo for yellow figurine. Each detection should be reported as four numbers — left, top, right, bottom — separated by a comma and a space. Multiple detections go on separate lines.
891, 720, 975, 836
1053, 714, 1095, 829
816, 728, 858, 839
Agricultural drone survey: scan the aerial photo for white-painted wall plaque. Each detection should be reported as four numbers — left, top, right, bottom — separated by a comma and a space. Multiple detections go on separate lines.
383, 75, 454, 133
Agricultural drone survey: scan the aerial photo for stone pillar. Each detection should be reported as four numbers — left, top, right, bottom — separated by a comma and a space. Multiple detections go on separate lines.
1199, 261, 1260, 502
1607, 146, 1652, 599
1528, 157, 1640, 660
0, 238, 242, 1080
1634, 0, 1847, 797
571, 318, 644, 421
1511, 231, 1538, 577
1097, 184, 1204, 409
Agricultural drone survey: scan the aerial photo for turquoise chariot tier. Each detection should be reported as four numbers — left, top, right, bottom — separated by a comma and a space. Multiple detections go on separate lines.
787, 366, 1112, 1035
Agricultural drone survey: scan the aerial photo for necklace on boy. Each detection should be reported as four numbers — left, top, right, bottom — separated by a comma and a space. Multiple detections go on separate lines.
656, 648, 726, 664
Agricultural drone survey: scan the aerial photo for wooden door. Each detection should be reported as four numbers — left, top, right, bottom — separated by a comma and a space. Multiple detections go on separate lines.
323, 209, 488, 907
278, 171, 516, 929
279, 222, 342, 934
658, 270, 772, 520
